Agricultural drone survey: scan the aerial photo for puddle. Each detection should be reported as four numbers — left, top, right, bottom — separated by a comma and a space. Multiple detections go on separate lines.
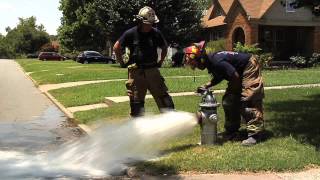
0, 111, 196, 179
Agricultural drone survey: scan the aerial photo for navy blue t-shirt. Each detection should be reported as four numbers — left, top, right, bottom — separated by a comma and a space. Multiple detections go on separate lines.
206, 51, 251, 85
118, 26, 167, 65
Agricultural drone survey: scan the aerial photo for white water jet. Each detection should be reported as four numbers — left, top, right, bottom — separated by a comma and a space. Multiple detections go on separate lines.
0, 111, 197, 178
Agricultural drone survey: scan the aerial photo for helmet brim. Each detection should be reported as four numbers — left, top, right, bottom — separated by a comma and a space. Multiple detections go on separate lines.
142, 15, 159, 24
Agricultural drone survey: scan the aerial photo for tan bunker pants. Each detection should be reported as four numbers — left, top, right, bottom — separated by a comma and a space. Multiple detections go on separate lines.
223, 56, 264, 137
125, 67, 174, 117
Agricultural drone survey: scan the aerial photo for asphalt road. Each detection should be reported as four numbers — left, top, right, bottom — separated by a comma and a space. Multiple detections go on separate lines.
0, 59, 82, 152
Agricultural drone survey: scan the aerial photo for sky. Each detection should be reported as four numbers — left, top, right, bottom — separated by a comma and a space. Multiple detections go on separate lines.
0, 0, 62, 35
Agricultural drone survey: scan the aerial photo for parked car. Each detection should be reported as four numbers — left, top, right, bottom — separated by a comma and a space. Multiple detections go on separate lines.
26, 53, 39, 59
38, 52, 65, 61
76, 51, 116, 64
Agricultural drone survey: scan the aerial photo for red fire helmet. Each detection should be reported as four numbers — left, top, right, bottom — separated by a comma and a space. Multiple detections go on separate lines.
184, 41, 206, 63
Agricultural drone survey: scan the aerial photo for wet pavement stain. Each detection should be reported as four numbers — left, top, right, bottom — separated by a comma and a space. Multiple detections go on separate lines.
0, 105, 83, 153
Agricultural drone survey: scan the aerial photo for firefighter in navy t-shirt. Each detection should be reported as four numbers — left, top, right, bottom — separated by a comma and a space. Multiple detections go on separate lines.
113, 6, 174, 117
184, 41, 264, 146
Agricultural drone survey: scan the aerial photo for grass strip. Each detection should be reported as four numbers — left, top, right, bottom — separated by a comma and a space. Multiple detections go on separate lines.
17, 59, 320, 86
74, 87, 320, 173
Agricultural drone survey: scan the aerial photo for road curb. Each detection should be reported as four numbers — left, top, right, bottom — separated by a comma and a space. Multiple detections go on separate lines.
16, 60, 90, 135
41, 91, 91, 135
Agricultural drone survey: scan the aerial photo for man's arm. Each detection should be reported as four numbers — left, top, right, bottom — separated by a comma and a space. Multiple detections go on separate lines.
113, 41, 126, 68
228, 71, 242, 92
156, 29, 168, 67
158, 45, 168, 66
201, 71, 240, 89
203, 76, 223, 89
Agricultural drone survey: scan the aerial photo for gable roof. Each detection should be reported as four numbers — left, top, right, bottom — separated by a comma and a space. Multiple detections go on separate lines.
239, 0, 276, 19
219, 0, 235, 14
202, 5, 226, 28
203, 0, 276, 28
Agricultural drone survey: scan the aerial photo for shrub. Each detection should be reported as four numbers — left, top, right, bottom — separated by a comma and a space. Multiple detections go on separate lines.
205, 39, 226, 53
162, 56, 174, 68
257, 53, 273, 68
290, 53, 320, 68
290, 56, 308, 68
61, 50, 80, 60
309, 53, 320, 66
233, 42, 262, 54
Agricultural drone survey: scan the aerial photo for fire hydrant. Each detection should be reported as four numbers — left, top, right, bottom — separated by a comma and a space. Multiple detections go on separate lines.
196, 89, 220, 145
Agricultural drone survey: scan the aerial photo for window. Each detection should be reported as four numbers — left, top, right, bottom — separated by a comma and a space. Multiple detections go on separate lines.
264, 30, 272, 40
210, 31, 223, 41
286, 0, 296, 12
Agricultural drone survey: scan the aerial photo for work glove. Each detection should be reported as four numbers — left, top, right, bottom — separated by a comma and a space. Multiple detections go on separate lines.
196, 85, 208, 94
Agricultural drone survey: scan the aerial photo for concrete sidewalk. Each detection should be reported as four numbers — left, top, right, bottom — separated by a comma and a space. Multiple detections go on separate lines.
137, 168, 320, 180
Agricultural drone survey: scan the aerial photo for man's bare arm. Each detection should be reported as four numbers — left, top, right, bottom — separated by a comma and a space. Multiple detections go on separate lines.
113, 41, 125, 67
157, 45, 167, 67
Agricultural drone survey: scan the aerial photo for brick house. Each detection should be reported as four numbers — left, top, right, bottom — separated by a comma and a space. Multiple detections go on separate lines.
202, 0, 320, 60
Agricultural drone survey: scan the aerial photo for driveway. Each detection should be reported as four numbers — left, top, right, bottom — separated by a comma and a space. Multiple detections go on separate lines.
0, 59, 83, 152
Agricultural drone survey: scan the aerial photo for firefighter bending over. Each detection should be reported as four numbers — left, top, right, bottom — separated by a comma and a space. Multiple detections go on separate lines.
184, 41, 265, 146
113, 6, 175, 117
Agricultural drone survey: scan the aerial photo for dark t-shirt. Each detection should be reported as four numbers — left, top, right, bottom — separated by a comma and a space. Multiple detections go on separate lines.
118, 26, 167, 65
206, 51, 251, 85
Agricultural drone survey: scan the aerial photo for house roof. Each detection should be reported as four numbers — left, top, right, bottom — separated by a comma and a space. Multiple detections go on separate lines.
203, 0, 276, 28
239, 0, 276, 19
218, 0, 234, 14
202, 5, 226, 28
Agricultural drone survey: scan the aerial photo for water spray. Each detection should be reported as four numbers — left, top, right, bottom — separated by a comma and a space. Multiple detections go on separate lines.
0, 111, 197, 179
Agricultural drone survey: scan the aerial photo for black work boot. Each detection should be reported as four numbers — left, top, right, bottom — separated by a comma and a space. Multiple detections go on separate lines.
218, 131, 239, 141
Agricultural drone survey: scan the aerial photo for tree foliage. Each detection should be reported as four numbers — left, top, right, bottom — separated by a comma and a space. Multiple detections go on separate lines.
58, 0, 205, 52
0, 17, 50, 58
292, 0, 320, 16
0, 35, 14, 58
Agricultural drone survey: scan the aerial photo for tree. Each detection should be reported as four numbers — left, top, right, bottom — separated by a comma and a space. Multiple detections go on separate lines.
58, 0, 205, 52
5, 17, 50, 55
0, 35, 14, 58
58, 0, 114, 52
291, 0, 320, 16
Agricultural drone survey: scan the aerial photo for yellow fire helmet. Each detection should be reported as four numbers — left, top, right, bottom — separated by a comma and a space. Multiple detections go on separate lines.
136, 6, 159, 24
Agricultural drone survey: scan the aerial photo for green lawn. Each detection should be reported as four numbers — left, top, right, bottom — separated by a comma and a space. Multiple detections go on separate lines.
17, 59, 320, 86
75, 87, 320, 173
49, 77, 218, 107
49, 67, 320, 107
17, 59, 320, 173
16, 59, 206, 84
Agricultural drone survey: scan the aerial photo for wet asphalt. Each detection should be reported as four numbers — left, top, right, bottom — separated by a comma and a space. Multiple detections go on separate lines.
0, 59, 83, 153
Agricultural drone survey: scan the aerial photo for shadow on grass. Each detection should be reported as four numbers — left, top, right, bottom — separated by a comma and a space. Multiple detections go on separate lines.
216, 128, 274, 144
160, 144, 196, 155
266, 94, 320, 149
134, 144, 196, 176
